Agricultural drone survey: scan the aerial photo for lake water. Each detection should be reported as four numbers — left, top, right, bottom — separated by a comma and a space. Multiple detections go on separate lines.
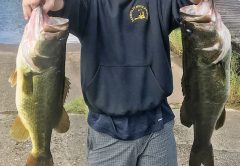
0, 0, 79, 44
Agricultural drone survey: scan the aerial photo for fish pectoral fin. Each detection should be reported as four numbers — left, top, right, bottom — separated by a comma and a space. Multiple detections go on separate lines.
22, 72, 33, 94
8, 70, 17, 87
54, 108, 70, 133
63, 77, 71, 103
215, 107, 226, 130
10, 115, 29, 141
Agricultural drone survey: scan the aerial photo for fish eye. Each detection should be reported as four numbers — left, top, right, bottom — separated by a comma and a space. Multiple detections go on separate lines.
186, 29, 192, 33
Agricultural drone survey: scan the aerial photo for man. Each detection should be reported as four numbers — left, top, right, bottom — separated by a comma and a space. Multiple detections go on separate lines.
22, 0, 201, 165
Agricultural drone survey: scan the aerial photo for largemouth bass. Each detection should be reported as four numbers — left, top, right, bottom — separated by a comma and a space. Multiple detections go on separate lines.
180, 0, 232, 165
9, 7, 70, 166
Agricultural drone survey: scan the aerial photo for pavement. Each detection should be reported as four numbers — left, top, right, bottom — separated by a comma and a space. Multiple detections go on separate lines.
0, 44, 240, 166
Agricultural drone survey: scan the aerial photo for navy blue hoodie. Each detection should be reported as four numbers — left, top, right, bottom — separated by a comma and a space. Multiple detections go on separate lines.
50, 0, 192, 140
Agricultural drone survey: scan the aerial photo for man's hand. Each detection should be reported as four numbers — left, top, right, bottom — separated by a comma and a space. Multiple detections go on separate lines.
22, 0, 64, 20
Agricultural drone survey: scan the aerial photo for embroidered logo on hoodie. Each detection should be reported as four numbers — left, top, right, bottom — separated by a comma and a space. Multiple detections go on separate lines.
130, 5, 148, 22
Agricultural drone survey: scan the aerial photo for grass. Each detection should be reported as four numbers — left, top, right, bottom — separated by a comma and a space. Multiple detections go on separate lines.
64, 96, 88, 117
169, 28, 183, 56
169, 29, 240, 108
228, 51, 240, 107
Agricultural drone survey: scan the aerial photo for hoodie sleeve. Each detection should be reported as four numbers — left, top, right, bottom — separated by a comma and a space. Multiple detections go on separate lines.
160, 0, 193, 33
48, 0, 89, 40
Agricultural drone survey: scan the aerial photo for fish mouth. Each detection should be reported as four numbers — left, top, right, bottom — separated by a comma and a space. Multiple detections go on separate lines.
20, 7, 69, 73
43, 16, 69, 33
180, 1, 212, 16
25, 7, 69, 41
180, 1, 216, 23
180, 1, 232, 65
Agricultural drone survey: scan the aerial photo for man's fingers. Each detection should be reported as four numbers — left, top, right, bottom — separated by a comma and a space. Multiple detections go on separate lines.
22, 0, 57, 19
43, 0, 55, 13
30, 0, 41, 9
22, 4, 32, 20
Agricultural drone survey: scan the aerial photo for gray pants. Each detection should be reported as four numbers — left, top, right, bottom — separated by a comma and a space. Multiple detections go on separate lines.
87, 120, 177, 166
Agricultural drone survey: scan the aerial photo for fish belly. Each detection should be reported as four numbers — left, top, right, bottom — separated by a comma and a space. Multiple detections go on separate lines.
16, 62, 64, 157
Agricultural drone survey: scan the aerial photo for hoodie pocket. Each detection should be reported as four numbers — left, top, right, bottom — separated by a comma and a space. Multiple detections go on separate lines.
85, 65, 166, 116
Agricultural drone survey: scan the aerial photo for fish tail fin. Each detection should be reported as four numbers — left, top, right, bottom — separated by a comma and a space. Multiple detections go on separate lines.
54, 108, 70, 133
215, 107, 226, 130
190, 144, 214, 166
180, 100, 193, 127
26, 153, 54, 166
10, 115, 29, 141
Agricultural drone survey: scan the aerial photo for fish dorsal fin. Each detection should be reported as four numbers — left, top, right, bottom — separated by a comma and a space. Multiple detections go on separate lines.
215, 107, 226, 130
63, 77, 71, 103
8, 70, 17, 87
10, 115, 29, 141
54, 77, 71, 133
54, 108, 70, 133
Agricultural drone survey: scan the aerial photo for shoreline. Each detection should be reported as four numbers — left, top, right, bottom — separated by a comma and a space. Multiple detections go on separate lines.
0, 44, 19, 54
1, 43, 239, 109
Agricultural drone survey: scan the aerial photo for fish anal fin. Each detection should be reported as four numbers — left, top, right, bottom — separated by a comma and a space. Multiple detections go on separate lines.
180, 100, 193, 127
8, 70, 17, 87
215, 107, 226, 130
63, 77, 71, 103
26, 153, 53, 166
10, 115, 29, 141
54, 108, 70, 133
